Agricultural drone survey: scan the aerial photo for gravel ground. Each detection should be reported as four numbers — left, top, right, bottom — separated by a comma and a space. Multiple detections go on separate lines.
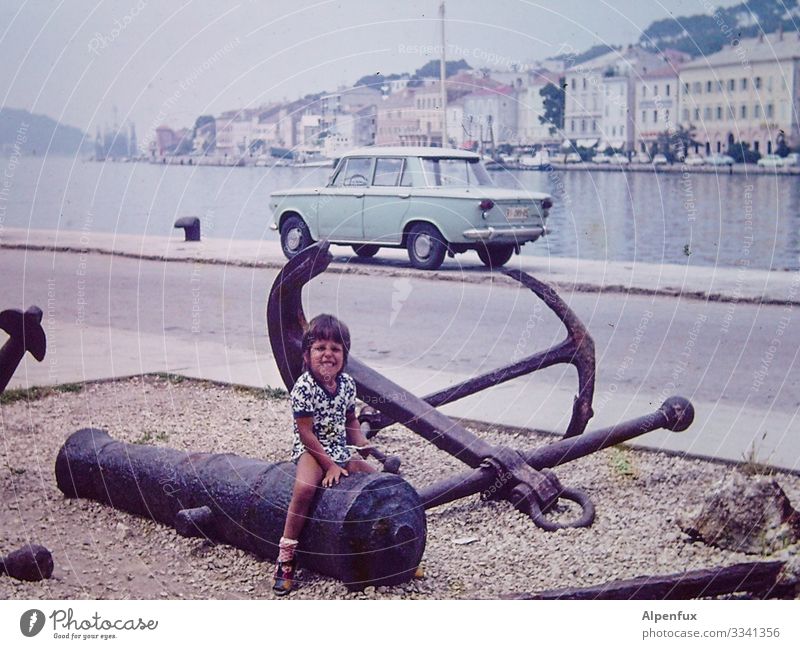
1, 375, 798, 600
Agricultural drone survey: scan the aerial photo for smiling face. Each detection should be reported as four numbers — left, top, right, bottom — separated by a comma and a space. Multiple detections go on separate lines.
304, 338, 345, 386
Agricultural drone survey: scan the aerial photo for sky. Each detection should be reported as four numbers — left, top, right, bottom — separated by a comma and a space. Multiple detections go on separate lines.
0, 0, 743, 148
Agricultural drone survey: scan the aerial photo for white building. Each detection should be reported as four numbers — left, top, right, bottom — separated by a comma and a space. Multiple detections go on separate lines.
517, 70, 562, 145
462, 85, 518, 147
634, 65, 682, 153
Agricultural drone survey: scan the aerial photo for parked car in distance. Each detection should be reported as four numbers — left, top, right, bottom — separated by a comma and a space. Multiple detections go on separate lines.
611, 153, 630, 165
757, 154, 783, 167
269, 147, 553, 270
704, 154, 735, 166
782, 153, 800, 166
635, 153, 651, 164
652, 154, 668, 165
684, 155, 705, 166
565, 152, 582, 164
592, 153, 610, 164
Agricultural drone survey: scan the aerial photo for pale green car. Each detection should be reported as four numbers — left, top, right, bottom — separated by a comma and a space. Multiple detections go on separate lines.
269, 146, 552, 270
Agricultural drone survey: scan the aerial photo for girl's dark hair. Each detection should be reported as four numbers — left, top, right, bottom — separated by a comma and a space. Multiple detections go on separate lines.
302, 314, 351, 368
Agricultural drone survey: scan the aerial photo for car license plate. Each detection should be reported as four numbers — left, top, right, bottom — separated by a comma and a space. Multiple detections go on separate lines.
505, 206, 529, 221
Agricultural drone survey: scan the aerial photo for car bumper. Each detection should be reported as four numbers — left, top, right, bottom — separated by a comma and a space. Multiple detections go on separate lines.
462, 225, 547, 242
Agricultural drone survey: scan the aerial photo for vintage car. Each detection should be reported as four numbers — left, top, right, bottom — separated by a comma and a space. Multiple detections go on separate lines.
269, 147, 552, 270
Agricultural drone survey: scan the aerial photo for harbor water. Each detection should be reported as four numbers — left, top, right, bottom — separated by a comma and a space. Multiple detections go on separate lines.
1, 155, 798, 271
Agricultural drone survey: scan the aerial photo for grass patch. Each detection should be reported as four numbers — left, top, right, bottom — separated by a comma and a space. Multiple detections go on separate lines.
234, 385, 288, 400
153, 372, 187, 384
0, 386, 51, 404
1, 382, 84, 405
132, 430, 170, 445
608, 447, 638, 480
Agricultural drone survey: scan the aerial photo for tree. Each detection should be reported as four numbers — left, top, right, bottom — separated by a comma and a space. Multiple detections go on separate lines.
727, 140, 761, 164
538, 81, 565, 135
654, 125, 699, 162
776, 130, 790, 157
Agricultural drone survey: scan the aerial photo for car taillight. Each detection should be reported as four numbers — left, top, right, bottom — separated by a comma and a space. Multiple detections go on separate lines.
479, 199, 494, 211
542, 199, 553, 210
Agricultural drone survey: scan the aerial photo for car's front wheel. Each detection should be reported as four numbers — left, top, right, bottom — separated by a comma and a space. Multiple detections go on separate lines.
476, 244, 515, 269
352, 244, 380, 258
407, 223, 446, 270
280, 215, 313, 259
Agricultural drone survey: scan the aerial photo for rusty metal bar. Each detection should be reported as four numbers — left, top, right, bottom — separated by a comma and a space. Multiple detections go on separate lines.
417, 397, 694, 510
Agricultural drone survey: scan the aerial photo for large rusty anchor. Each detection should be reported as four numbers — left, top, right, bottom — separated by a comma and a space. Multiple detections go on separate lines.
268, 242, 694, 531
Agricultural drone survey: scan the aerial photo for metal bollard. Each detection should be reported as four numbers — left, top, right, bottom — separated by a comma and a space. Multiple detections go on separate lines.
174, 217, 201, 242
55, 428, 426, 589
0, 306, 46, 393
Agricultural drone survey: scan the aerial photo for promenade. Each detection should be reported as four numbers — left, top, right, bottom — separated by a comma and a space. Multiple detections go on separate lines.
2, 226, 798, 472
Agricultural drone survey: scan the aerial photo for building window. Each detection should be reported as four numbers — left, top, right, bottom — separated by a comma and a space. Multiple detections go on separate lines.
717, 141, 721, 153
754, 140, 759, 152
571, 78, 576, 90
582, 78, 587, 90
693, 81, 702, 94
642, 86, 647, 97
654, 85, 658, 96
580, 119, 586, 132
666, 84, 671, 97
620, 125, 624, 136
653, 110, 658, 122
716, 106, 723, 120
741, 105, 747, 118
741, 78, 748, 90
642, 110, 647, 123
591, 120, 596, 132
570, 119, 575, 132
704, 107, 711, 119
754, 104, 761, 118
694, 108, 700, 120
706, 80, 713, 92
682, 108, 689, 121
683, 83, 689, 95
766, 103, 774, 118
755, 77, 762, 89
768, 141, 772, 154
665, 109, 670, 123
727, 79, 735, 91
612, 125, 617, 136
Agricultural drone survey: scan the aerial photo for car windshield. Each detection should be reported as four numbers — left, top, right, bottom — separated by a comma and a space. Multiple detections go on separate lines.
421, 157, 493, 187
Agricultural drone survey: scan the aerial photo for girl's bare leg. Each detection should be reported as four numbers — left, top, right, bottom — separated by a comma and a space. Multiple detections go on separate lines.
282, 452, 324, 541
346, 457, 377, 474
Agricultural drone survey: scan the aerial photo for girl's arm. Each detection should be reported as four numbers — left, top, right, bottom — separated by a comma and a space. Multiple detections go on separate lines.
345, 410, 373, 457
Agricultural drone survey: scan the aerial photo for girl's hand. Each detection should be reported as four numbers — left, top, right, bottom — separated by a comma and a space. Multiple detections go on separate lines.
322, 465, 349, 487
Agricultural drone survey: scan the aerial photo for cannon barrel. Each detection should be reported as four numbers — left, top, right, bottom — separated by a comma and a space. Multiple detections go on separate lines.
55, 428, 426, 588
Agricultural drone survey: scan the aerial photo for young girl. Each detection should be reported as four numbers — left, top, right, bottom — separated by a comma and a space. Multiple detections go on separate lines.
274, 314, 376, 595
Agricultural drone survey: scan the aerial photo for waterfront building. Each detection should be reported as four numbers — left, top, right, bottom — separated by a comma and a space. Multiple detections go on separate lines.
517, 69, 563, 145
564, 46, 664, 150
462, 85, 518, 148
678, 30, 800, 154
634, 64, 684, 153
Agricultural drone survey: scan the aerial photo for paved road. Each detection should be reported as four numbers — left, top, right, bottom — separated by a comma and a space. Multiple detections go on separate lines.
2, 248, 798, 469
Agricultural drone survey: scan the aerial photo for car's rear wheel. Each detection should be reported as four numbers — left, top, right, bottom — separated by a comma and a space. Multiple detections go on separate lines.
352, 244, 380, 258
407, 223, 446, 270
280, 215, 313, 259
476, 244, 515, 269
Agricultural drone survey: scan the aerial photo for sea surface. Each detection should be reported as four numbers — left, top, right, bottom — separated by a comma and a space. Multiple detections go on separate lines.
2, 155, 798, 270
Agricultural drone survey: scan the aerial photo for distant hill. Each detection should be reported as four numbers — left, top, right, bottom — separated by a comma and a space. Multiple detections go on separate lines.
0, 107, 89, 156
639, 0, 799, 57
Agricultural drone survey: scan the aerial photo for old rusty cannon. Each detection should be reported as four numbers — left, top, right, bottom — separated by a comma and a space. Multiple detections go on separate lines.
0, 305, 46, 392
268, 242, 695, 531
55, 427, 425, 589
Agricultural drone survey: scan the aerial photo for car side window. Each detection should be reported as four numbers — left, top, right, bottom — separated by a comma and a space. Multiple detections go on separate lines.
343, 157, 372, 186
399, 157, 425, 187
372, 158, 403, 186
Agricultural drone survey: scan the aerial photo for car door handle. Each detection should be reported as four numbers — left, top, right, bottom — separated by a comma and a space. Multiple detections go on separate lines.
354, 192, 365, 198
397, 193, 411, 199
